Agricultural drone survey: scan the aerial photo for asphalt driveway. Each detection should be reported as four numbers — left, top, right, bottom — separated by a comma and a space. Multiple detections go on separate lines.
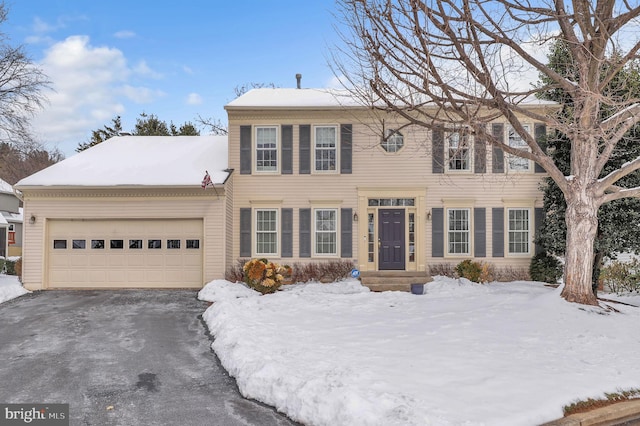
0, 290, 298, 426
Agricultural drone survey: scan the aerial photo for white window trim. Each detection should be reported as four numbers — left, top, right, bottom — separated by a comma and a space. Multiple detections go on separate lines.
381, 129, 405, 153
312, 207, 339, 257
506, 124, 533, 172
254, 208, 279, 257
506, 207, 532, 256
313, 125, 339, 174
446, 130, 473, 173
254, 125, 279, 174
445, 207, 472, 257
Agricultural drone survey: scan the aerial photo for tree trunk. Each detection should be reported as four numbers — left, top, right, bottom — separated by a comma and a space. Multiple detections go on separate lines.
561, 194, 600, 305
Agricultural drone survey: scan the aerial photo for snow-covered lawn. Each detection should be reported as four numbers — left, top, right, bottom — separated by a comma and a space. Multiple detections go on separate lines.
199, 277, 640, 426
0, 273, 29, 304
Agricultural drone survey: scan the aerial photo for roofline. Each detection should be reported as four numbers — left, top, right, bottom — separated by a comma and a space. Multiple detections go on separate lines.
15, 184, 226, 191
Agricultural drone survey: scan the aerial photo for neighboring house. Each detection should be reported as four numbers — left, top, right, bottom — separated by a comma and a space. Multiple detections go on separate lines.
14, 136, 228, 290
0, 178, 23, 258
14, 87, 556, 291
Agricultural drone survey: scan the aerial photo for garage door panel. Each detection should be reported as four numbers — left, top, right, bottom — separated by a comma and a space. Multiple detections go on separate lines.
47, 219, 203, 288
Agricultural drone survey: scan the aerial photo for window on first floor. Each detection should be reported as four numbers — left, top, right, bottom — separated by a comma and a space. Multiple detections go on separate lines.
447, 208, 470, 255
314, 209, 337, 255
508, 208, 530, 254
256, 209, 278, 256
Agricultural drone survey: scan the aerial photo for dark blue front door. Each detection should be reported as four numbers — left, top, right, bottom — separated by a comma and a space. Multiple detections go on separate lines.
378, 209, 405, 270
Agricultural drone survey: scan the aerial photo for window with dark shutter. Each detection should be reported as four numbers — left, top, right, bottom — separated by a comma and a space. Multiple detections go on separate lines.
432, 128, 444, 174
240, 126, 252, 175
299, 208, 311, 257
282, 125, 293, 175
240, 208, 252, 257
281, 208, 293, 257
492, 123, 504, 173
492, 207, 504, 257
341, 208, 352, 258
474, 208, 486, 257
340, 124, 352, 174
299, 125, 311, 174
432, 208, 444, 257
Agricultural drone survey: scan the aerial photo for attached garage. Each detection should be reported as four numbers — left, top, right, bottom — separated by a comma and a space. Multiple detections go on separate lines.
14, 136, 229, 290
47, 219, 204, 288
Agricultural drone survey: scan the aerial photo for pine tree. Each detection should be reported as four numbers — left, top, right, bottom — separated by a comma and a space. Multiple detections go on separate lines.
76, 116, 123, 152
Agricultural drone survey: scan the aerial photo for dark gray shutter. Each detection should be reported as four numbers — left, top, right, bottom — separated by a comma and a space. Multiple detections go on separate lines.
281, 208, 293, 257
240, 125, 252, 175
492, 123, 504, 173
341, 208, 353, 258
534, 123, 547, 173
340, 124, 352, 174
492, 207, 504, 257
281, 125, 293, 175
474, 126, 487, 174
432, 208, 444, 257
299, 208, 311, 257
534, 207, 544, 255
299, 125, 311, 174
474, 208, 486, 257
240, 208, 251, 257
432, 127, 444, 174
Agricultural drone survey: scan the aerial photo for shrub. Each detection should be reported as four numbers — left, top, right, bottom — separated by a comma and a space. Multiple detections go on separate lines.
600, 259, 640, 294
455, 259, 483, 283
428, 263, 456, 277
529, 252, 563, 284
243, 258, 292, 294
0, 258, 4, 273
15, 257, 22, 282
493, 266, 530, 282
225, 259, 247, 283
3, 258, 17, 275
291, 260, 354, 283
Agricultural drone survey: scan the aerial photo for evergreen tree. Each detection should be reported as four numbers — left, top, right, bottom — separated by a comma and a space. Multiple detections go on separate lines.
76, 116, 123, 152
537, 41, 640, 294
133, 112, 170, 136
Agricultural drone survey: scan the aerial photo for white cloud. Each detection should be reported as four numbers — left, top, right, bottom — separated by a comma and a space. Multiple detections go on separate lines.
31, 35, 161, 155
186, 93, 203, 105
183, 65, 194, 75
114, 30, 136, 39
120, 85, 166, 104
133, 60, 163, 79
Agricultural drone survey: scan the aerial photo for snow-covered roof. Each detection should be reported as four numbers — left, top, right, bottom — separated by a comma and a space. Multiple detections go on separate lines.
15, 136, 229, 188
225, 88, 362, 109
225, 88, 558, 110
0, 178, 13, 194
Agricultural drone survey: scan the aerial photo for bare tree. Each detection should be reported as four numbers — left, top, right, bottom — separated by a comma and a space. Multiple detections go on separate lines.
334, 0, 640, 305
0, 2, 50, 145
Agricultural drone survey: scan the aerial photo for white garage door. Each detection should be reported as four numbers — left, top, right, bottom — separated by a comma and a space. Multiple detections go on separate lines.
47, 219, 203, 288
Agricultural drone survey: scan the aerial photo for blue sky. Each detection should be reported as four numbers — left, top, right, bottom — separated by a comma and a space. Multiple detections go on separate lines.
4, 0, 341, 156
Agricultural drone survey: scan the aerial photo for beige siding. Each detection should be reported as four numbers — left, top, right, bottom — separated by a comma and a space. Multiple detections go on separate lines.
21, 188, 225, 290
227, 108, 547, 274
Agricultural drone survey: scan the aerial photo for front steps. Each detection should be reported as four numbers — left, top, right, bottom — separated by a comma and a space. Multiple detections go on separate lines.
359, 271, 432, 292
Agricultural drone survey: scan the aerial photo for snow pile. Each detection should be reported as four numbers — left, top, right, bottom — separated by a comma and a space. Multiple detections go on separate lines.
198, 279, 259, 303
201, 277, 640, 426
0, 274, 28, 304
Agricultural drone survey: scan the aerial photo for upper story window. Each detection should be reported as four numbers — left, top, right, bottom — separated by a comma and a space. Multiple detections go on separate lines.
507, 125, 531, 171
381, 130, 404, 153
255, 126, 278, 172
314, 126, 337, 172
447, 130, 471, 171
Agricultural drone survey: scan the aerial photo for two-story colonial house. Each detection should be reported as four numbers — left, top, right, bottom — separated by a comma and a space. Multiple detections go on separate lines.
224, 88, 555, 288
15, 87, 555, 290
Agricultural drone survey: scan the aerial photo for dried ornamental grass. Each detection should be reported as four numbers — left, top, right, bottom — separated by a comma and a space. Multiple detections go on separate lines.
243, 258, 292, 294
